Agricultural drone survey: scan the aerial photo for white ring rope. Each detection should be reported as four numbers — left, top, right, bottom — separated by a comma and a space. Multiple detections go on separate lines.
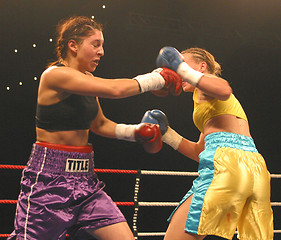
137, 230, 281, 237
141, 170, 281, 178
138, 202, 178, 207
133, 169, 281, 239
270, 174, 281, 178
140, 170, 199, 176
272, 202, 281, 207
138, 202, 281, 207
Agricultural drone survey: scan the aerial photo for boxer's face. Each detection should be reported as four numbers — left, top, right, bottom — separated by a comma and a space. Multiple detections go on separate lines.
182, 53, 201, 72
72, 30, 104, 73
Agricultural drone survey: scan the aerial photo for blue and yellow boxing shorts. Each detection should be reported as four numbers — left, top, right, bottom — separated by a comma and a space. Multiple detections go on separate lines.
168, 132, 273, 240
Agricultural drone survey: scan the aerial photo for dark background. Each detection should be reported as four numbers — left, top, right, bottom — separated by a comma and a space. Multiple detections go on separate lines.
0, 0, 280, 239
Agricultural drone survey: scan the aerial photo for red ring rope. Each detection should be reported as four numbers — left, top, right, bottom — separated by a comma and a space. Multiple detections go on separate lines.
0, 164, 138, 174
0, 200, 134, 206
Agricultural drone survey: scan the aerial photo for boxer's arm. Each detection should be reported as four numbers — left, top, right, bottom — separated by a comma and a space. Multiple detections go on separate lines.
134, 68, 182, 96
177, 133, 205, 162
90, 106, 162, 153
159, 126, 204, 162
40, 64, 180, 101
115, 123, 163, 153
194, 74, 232, 101
89, 99, 117, 138
156, 46, 232, 100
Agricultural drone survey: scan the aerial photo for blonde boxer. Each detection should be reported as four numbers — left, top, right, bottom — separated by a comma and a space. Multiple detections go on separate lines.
149, 47, 274, 240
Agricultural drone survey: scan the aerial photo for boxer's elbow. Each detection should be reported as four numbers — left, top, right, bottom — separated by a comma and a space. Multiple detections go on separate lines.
219, 84, 232, 101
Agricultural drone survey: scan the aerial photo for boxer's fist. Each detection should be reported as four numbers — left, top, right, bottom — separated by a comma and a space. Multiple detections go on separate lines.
156, 47, 184, 72
141, 110, 169, 135
156, 46, 203, 87
153, 68, 182, 96
135, 123, 162, 153
143, 110, 182, 150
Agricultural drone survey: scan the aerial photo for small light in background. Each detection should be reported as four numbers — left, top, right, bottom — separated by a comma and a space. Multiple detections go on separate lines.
49, 38, 53, 42
33, 43, 37, 48
34, 77, 38, 81
6, 86, 10, 91
91, 16, 95, 19
19, 82, 23, 86
14, 49, 18, 53
102, 5, 106, 9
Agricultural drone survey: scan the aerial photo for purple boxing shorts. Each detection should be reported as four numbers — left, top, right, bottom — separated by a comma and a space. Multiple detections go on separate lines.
8, 142, 126, 240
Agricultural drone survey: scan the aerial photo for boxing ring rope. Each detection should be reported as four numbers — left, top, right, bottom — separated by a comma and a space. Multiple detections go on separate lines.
1, 164, 281, 239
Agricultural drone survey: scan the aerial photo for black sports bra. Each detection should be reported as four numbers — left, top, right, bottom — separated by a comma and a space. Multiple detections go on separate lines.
36, 65, 99, 131
36, 94, 99, 131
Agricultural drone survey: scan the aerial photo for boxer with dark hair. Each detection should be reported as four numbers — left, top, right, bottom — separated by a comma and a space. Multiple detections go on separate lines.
8, 16, 182, 240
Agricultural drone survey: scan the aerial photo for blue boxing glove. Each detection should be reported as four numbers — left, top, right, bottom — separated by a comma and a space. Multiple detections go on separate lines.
156, 47, 184, 72
141, 110, 168, 135
156, 46, 204, 87
142, 110, 183, 150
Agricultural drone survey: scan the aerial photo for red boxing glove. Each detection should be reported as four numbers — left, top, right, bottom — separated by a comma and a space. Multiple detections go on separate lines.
151, 88, 169, 97
156, 68, 183, 96
135, 123, 163, 154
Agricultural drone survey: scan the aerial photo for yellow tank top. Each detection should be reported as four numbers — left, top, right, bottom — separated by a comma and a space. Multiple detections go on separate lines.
192, 89, 248, 133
